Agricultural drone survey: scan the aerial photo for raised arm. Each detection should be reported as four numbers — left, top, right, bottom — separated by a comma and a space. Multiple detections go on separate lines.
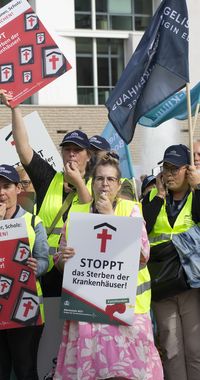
12, 107, 33, 165
1, 90, 33, 165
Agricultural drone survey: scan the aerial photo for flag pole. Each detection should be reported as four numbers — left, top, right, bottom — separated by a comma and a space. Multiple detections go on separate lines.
186, 83, 194, 165
192, 103, 200, 133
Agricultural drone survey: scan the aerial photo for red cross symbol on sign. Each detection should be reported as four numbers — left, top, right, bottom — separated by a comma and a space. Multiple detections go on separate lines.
97, 228, 112, 253
49, 54, 59, 70
3, 68, 10, 79
23, 300, 34, 317
0, 282, 8, 293
28, 16, 35, 27
19, 248, 27, 259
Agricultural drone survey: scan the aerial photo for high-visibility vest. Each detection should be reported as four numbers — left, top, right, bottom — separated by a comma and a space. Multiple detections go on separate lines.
148, 188, 195, 246
38, 173, 90, 271
66, 198, 151, 314
23, 212, 45, 323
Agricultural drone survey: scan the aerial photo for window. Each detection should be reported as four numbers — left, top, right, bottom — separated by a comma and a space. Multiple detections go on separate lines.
96, 0, 152, 31
76, 38, 94, 104
75, 0, 92, 29
75, 0, 153, 31
0, 0, 10, 6
76, 38, 124, 105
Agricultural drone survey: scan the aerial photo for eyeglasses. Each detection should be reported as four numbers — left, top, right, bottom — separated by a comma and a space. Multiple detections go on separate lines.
162, 165, 186, 176
94, 176, 119, 184
20, 180, 32, 187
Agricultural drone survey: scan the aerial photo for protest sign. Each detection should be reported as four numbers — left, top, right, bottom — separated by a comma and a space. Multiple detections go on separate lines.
0, 217, 42, 329
0, 110, 63, 171
60, 212, 143, 326
0, 0, 71, 106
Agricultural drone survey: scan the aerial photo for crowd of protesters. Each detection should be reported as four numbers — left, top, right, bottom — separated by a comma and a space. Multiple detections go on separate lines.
1, 89, 200, 380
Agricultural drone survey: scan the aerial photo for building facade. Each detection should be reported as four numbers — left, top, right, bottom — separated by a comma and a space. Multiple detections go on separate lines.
1, 0, 200, 178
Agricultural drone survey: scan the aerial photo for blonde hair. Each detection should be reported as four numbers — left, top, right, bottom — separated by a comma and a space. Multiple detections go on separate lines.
92, 152, 121, 181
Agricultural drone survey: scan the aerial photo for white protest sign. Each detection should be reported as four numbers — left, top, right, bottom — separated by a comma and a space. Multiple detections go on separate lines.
61, 212, 143, 326
0, 111, 63, 170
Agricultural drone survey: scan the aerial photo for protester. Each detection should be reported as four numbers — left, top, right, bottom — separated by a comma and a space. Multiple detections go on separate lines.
193, 139, 200, 170
140, 174, 156, 201
1, 90, 92, 296
142, 144, 200, 380
16, 165, 35, 193
89, 134, 111, 159
0, 164, 49, 380
53, 154, 163, 380
89, 134, 138, 201
16, 165, 36, 212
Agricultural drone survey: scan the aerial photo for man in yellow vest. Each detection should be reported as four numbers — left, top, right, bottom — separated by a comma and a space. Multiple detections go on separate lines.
0, 164, 49, 380
1, 90, 91, 297
142, 144, 200, 380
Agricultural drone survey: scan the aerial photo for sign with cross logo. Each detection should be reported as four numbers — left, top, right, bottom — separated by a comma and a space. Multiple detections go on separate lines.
0, 217, 43, 329
61, 212, 143, 325
0, 0, 71, 106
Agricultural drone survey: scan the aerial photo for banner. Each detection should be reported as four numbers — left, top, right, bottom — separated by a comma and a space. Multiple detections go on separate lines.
102, 121, 134, 179
139, 81, 200, 127
0, 217, 42, 330
106, 0, 189, 144
0, 0, 71, 107
0, 111, 63, 171
60, 212, 142, 326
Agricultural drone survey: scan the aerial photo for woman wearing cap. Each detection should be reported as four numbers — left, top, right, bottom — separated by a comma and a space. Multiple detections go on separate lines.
1, 90, 92, 297
142, 144, 200, 380
53, 154, 163, 380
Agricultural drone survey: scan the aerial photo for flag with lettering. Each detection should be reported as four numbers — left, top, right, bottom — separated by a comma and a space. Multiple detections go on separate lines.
138, 82, 200, 127
106, 0, 189, 144
102, 121, 134, 179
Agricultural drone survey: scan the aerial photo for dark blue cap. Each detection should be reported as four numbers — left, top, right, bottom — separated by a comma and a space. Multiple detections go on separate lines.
59, 130, 90, 149
89, 135, 111, 151
158, 144, 190, 167
141, 175, 156, 194
0, 165, 20, 183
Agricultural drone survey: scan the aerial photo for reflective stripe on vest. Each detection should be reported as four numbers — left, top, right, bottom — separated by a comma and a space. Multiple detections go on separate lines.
149, 233, 172, 244
66, 198, 151, 314
136, 281, 151, 295
24, 212, 45, 323
148, 188, 195, 246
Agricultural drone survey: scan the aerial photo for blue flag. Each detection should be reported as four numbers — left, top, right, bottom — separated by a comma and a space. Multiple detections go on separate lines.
138, 82, 200, 127
106, 0, 189, 144
102, 121, 134, 179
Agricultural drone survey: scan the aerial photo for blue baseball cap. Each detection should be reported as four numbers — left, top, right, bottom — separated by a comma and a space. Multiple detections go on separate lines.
0, 165, 20, 183
59, 130, 91, 149
141, 175, 156, 194
89, 135, 111, 151
158, 144, 190, 167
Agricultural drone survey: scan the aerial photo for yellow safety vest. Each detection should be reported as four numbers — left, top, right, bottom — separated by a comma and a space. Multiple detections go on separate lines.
149, 188, 195, 246
38, 173, 91, 271
23, 212, 45, 323
66, 198, 151, 314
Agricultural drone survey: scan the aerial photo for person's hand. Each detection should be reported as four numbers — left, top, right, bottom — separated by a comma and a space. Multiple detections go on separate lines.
0, 203, 6, 220
60, 247, 75, 263
64, 161, 83, 187
0, 89, 13, 107
187, 165, 200, 188
95, 193, 114, 214
26, 257, 38, 275
156, 172, 167, 199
